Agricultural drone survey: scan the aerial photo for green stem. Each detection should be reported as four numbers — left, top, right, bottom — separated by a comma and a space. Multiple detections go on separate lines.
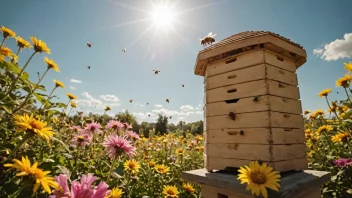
6, 133, 32, 161
5, 51, 36, 96
0, 37, 7, 49
344, 87, 352, 104
323, 131, 339, 154
107, 155, 118, 182
311, 141, 324, 159
38, 87, 56, 111
15, 47, 21, 56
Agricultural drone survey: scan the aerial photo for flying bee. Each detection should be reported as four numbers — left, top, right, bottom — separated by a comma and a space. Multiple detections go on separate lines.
86, 42, 92, 48
166, 98, 170, 103
153, 68, 161, 74
122, 48, 127, 52
199, 32, 217, 48
253, 96, 260, 103
146, 102, 149, 105
169, 116, 172, 119
181, 84, 185, 87
129, 99, 133, 103
87, 66, 91, 69
227, 111, 237, 121
148, 114, 150, 117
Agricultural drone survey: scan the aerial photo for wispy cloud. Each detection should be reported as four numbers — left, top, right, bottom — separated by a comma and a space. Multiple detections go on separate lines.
313, 33, 352, 61
77, 92, 121, 108
180, 105, 194, 112
154, 104, 163, 108
100, 94, 120, 102
70, 79, 82, 83
69, 86, 76, 90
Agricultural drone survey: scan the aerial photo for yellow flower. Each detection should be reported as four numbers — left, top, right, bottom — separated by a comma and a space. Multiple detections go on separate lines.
106, 187, 124, 198
316, 125, 333, 135
0, 55, 4, 62
53, 79, 65, 88
104, 106, 111, 111
195, 146, 203, 151
162, 185, 179, 198
0, 46, 12, 56
318, 88, 332, 97
44, 57, 60, 72
303, 110, 310, 115
123, 159, 140, 174
331, 132, 349, 143
148, 160, 156, 168
3, 156, 38, 176
176, 148, 185, 156
154, 164, 170, 174
1, 26, 16, 38
30, 36, 50, 54
340, 113, 346, 118
339, 105, 349, 113
51, 117, 59, 123
183, 183, 195, 193
344, 62, 352, 72
32, 168, 59, 194
336, 74, 352, 88
238, 161, 281, 198
16, 36, 32, 49
195, 134, 203, 141
70, 101, 77, 108
13, 114, 55, 142
10, 54, 18, 63
312, 110, 325, 117
66, 93, 77, 100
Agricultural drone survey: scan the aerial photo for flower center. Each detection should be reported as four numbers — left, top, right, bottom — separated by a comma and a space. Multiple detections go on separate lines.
129, 163, 136, 169
112, 124, 118, 129
167, 189, 175, 195
30, 120, 44, 130
90, 126, 96, 131
77, 136, 85, 142
250, 171, 267, 184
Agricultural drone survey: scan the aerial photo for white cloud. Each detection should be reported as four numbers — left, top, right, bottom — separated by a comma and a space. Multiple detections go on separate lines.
70, 79, 82, 83
313, 33, 352, 61
133, 112, 156, 120
100, 94, 120, 102
154, 104, 163, 108
77, 92, 121, 108
180, 105, 194, 112
69, 86, 76, 90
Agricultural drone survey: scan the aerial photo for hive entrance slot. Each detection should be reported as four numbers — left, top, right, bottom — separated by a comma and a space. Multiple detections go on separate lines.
279, 70, 286, 75
277, 56, 284, 61
227, 74, 237, 79
227, 89, 237, 93
284, 128, 293, 131
217, 193, 228, 198
225, 98, 239, 104
225, 58, 237, 64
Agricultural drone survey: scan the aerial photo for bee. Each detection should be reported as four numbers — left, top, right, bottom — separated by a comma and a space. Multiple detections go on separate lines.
153, 68, 161, 74
148, 114, 150, 117
166, 98, 170, 103
169, 116, 172, 119
253, 96, 260, 103
239, 130, 244, 136
86, 42, 92, 48
122, 48, 127, 52
337, 92, 339, 94
87, 66, 91, 69
146, 102, 149, 105
129, 99, 133, 103
181, 84, 185, 87
199, 32, 217, 48
227, 111, 237, 121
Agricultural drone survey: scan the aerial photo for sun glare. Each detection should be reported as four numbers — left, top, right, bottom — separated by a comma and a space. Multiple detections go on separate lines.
152, 5, 174, 27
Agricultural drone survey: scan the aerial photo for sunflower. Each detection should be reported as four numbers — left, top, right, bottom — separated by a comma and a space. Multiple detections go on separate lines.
182, 183, 195, 193
123, 159, 140, 175
1, 26, 16, 38
107, 187, 124, 198
331, 132, 349, 143
318, 88, 332, 97
238, 161, 281, 198
16, 36, 32, 49
30, 36, 51, 54
44, 57, 60, 72
3, 156, 38, 176
32, 168, 59, 194
175, 148, 185, 156
336, 74, 352, 88
12, 114, 55, 142
344, 62, 352, 72
70, 101, 77, 108
316, 125, 333, 135
66, 93, 77, 100
0, 46, 12, 56
53, 79, 65, 88
162, 185, 179, 198
148, 160, 156, 168
154, 164, 170, 175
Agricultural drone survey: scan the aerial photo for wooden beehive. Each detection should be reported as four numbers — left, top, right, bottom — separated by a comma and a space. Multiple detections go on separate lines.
195, 31, 308, 172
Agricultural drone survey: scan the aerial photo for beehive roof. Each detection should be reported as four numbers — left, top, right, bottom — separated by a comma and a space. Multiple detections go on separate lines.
200, 31, 304, 53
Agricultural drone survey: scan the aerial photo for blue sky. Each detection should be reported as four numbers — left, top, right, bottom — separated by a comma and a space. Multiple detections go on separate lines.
1, 0, 352, 123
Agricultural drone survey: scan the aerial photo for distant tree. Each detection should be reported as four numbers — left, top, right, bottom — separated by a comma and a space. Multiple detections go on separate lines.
190, 120, 204, 135
155, 114, 168, 135
140, 121, 152, 137
168, 123, 177, 132
115, 110, 137, 125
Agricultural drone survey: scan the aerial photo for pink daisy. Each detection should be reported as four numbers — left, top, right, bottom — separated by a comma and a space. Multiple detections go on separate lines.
71, 132, 92, 147
122, 122, 132, 130
85, 121, 103, 134
105, 120, 124, 131
70, 126, 81, 133
127, 131, 140, 140
50, 174, 71, 198
103, 135, 136, 159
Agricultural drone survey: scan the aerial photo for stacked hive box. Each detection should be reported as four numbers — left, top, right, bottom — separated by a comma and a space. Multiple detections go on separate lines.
195, 31, 308, 172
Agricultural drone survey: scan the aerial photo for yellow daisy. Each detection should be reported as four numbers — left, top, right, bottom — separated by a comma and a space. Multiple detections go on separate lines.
12, 114, 55, 142
1, 46, 12, 56
318, 88, 332, 97
106, 187, 124, 198
44, 57, 60, 72
344, 62, 352, 72
237, 161, 281, 198
30, 36, 51, 54
148, 160, 156, 168
316, 125, 333, 135
162, 185, 179, 198
0, 55, 4, 62
182, 183, 195, 193
123, 159, 140, 175
66, 93, 77, 100
154, 164, 170, 175
336, 74, 352, 88
51, 117, 59, 123
1, 26, 16, 38
331, 132, 349, 143
53, 79, 65, 88
3, 156, 38, 176
32, 168, 59, 194
176, 148, 185, 156
70, 101, 77, 108
16, 36, 32, 49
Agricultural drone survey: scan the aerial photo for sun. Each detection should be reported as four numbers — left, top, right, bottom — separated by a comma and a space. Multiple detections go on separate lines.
152, 5, 174, 27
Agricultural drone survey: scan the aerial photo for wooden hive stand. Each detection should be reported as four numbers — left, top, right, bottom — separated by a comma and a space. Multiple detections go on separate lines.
182, 31, 330, 197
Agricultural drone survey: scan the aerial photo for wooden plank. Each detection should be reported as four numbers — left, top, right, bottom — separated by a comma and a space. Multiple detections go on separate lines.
201, 184, 253, 198
204, 157, 308, 172
264, 50, 297, 72
205, 96, 302, 116
266, 64, 298, 86
204, 128, 305, 144
268, 80, 300, 99
205, 112, 304, 130
205, 144, 306, 161
206, 50, 264, 77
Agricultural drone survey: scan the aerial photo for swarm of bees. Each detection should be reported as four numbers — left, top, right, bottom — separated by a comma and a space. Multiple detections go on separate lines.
227, 111, 237, 121
153, 69, 161, 75
86, 42, 92, 48
166, 98, 170, 103
200, 32, 217, 48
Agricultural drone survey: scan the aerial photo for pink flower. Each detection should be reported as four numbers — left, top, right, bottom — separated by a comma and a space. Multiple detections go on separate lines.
127, 131, 140, 140
70, 126, 82, 133
71, 132, 92, 147
103, 135, 136, 159
334, 158, 352, 167
105, 120, 124, 131
85, 122, 102, 134
50, 174, 71, 198
122, 122, 132, 130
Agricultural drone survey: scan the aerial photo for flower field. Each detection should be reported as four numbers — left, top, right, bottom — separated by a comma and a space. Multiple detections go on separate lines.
0, 26, 352, 198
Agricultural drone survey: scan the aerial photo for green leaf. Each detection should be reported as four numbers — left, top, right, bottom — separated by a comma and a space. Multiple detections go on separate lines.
347, 189, 352, 194
45, 159, 55, 163
5, 62, 21, 74
52, 137, 71, 153
0, 104, 12, 114
331, 175, 337, 181
33, 92, 47, 104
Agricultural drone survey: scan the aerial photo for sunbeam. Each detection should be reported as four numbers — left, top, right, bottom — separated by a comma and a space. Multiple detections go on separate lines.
169, 26, 198, 55
109, 18, 152, 28
143, 27, 160, 60
127, 24, 155, 49
108, 0, 152, 15
174, 0, 225, 15
173, 20, 207, 32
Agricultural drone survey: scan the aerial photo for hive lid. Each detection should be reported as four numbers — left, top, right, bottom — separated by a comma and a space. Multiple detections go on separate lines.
194, 31, 307, 76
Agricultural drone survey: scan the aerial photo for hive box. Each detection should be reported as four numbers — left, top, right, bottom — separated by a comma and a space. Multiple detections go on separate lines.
195, 31, 308, 172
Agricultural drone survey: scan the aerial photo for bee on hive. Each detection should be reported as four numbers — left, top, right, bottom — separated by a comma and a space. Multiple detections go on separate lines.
227, 111, 237, 120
